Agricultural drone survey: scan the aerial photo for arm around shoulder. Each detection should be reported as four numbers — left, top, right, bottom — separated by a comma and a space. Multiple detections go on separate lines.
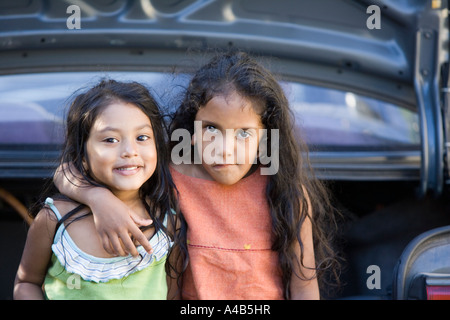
54, 162, 153, 257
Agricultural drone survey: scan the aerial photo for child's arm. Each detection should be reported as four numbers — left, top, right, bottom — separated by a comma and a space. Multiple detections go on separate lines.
14, 208, 56, 299
289, 212, 320, 300
53, 163, 153, 257
290, 190, 320, 300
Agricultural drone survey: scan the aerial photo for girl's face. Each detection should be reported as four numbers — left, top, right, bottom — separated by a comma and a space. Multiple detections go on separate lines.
85, 102, 157, 199
193, 90, 264, 185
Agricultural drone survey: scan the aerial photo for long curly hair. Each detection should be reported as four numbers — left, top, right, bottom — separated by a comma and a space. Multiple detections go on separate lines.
170, 51, 342, 299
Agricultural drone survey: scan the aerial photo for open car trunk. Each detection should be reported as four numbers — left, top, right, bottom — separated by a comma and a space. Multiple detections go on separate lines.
1, 0, 450, 299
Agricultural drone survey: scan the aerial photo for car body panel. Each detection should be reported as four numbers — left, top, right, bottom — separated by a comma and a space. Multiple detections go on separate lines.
1, 0, 445, 189
1, 0, 449, 300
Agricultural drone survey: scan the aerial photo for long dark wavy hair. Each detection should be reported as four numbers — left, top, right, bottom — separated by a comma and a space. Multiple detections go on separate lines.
170, 51, 342, 299
29, 79, 183, 279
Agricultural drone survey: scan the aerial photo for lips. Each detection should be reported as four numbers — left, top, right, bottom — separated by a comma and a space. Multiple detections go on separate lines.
212, 164, 234, 169
114, 165, 142, 175
116, 166, 139, 171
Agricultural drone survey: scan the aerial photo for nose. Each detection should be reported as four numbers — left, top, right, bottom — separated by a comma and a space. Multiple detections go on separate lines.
121, 139, 138, 158
219, 129, 234, 162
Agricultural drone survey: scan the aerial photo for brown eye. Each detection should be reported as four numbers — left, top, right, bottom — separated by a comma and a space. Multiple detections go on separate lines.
103, 137, 118, 143
137, 135, 150, 141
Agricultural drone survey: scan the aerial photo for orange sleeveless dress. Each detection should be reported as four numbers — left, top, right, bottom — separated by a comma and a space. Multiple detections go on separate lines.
170, 166, 284, 300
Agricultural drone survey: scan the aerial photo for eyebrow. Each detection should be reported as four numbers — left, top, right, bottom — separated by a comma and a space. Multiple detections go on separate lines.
200, 120, 261, 130
98, 123, 153, 133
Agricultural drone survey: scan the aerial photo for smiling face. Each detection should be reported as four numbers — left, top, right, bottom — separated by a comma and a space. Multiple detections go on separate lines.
193, 90, 264, 185
84, 101, 157, 199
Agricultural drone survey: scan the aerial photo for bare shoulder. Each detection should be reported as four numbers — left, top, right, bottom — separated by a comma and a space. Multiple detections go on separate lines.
31, 197, 80, 228
50, 198, 89, 219
31, 198, 88, 241
51, 198, 80, 212
31, 205, 59, 241
50, 199, 113, 258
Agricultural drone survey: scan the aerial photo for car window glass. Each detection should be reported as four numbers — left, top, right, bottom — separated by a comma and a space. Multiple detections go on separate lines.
0, 72, 419, 150
282, 82, 420, 150
0, 72, 184, 145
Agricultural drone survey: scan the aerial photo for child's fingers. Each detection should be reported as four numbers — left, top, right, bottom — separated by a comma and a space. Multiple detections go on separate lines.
130, 213, 152, 227
119, 232, 141, 257
100, 225, 152, 257
100, 234, 115, 256
129, 225, 153, 255
107, 233, 130, 257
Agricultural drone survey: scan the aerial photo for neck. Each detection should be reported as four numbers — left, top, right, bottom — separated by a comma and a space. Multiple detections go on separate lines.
112, 190, 144, 212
